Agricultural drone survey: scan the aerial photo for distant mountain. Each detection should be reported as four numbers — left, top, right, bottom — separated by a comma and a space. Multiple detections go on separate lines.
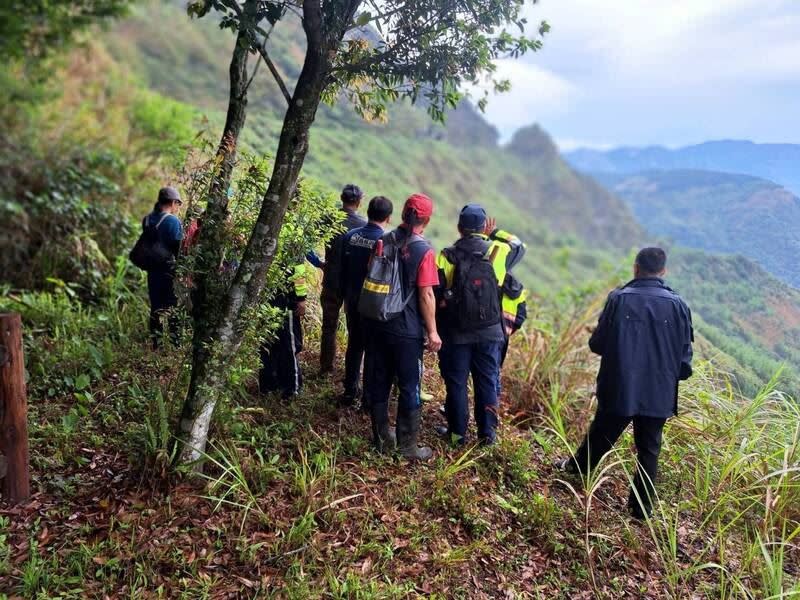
566, 140, 800, 196
597, 170, 800, 287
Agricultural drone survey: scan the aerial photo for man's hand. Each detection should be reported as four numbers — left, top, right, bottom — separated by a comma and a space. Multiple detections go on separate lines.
483, 216, 497, 236
426, 331, 442, 353
295, 301, 307, 318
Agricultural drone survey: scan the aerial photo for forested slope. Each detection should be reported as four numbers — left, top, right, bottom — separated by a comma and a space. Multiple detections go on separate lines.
597, 169, 800, 287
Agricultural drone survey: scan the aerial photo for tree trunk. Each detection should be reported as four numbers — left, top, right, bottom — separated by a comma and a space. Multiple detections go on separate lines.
0, 313, 30, 502
176, 0, 363, 467
175, 30, 250, 465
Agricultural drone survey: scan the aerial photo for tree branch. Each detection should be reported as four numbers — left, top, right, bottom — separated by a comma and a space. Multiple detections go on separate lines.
257, 42, 292, 105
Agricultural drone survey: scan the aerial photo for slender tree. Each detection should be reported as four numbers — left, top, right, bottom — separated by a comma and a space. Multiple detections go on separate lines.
177, 0, 547, 466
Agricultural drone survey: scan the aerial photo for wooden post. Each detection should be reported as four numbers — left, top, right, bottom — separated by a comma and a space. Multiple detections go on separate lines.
0, 313, 30, 502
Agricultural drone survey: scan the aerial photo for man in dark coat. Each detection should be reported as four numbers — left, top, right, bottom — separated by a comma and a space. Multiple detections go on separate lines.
558, 247, 693, 519
319, 184, 367, 374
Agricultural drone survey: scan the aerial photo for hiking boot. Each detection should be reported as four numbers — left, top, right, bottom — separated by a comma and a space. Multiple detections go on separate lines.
397, 409, 433, 461
628, 492, 653, 521
371, 407, 395, 454
628, 504, 652, 521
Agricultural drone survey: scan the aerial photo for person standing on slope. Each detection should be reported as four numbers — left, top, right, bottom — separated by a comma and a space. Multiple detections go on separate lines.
259, 261, 308, 400
141, 186, 184, 348
435, 204, 505, 445
484, 218, 528, 394
339, 196, 394, 409
319, 184, 367, 375
557, 247, 694, 519
437, 217, 527, 422
362, 194, 442, 460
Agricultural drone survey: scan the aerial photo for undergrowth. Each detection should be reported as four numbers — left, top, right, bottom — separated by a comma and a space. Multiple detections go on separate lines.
1, 267, 798, 598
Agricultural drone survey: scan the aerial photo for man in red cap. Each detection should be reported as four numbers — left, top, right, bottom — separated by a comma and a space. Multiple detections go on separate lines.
363, 193, 442, 460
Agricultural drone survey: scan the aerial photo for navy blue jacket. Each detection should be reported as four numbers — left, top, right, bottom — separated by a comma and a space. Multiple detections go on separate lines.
322, 207, 367, 293
590, 278, 693, 418
341, 222, 385, 306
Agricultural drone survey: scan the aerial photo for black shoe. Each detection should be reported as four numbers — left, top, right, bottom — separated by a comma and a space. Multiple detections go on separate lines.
554, 457, 579, 475
337, 394, 356, 408
629, 505, 652, 521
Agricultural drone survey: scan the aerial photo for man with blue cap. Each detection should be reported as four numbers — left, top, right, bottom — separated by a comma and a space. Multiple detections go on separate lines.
435, 204, 506, 445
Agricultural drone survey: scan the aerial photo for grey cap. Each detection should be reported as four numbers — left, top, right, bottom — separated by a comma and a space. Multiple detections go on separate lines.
157, 186, 182, 204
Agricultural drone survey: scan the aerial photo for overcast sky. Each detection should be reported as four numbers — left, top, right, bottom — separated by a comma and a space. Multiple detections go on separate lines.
475, 0, 800, 150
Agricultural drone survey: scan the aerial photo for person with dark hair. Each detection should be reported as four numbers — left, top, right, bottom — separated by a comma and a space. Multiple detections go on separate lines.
364, 193, 442, 460
557, 247, 694, 519
435, 204, 506, 445
143, 186, 184, 348
319, 184, 367, 374
339, 196, 394, 409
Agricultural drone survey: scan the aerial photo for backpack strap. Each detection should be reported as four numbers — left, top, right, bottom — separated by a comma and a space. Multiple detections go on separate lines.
154, 213, 170, 230
144, 213, 170, 230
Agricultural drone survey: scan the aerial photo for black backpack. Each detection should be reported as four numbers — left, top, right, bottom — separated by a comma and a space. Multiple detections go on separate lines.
129, 213, 176, 272
444, 245, 501, 331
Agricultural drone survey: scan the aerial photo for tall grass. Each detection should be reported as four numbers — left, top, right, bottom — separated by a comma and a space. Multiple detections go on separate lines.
506, 285, 800, 597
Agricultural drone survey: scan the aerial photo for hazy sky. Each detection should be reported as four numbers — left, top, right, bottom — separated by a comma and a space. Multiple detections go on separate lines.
474, 0, 800, 150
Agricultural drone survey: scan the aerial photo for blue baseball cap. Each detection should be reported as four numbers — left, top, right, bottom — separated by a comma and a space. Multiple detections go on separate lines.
458, 204, 487, 232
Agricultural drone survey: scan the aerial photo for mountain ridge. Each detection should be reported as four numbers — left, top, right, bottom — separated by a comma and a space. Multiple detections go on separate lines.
565, 139, 800, 196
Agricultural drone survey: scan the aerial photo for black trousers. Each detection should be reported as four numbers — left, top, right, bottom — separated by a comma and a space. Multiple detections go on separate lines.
365, 329, 423, 431
147, 270, 178, 348
573, 412, 666, 515
342, 301, 366, 403
259, 310, 304, 399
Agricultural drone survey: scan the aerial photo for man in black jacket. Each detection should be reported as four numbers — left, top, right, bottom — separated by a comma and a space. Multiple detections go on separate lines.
558, 247, 693, 519
319, 184, 367, 374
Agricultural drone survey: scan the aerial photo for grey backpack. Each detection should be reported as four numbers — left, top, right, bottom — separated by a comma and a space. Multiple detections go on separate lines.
358, 231, 422, 322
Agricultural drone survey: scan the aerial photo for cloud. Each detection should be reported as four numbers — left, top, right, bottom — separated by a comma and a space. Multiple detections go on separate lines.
467, 60, 577, 140
480, 0, 800, 147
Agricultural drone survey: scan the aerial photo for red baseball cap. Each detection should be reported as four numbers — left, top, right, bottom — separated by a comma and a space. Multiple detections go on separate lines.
403, 193, 434, 220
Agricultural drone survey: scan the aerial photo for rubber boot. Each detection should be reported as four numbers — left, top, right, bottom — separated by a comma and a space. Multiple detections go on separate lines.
397, 409, 433, 461
371, 405, 395, 454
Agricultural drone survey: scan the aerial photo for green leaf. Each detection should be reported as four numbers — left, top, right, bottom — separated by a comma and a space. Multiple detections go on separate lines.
75, 374, 90, 391
356, 11, 371, 27
61, 410, 79, 433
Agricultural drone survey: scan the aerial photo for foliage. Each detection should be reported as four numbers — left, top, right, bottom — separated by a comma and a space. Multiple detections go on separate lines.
0, 0, 132, 62
0, 150, 130, 297
0, 41, 200, 298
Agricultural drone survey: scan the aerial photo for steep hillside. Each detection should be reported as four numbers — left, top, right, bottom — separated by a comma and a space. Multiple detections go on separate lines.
105, 0, 643, 278
669, 249, 800, 393
566, 140, 800, 197
597, 170, 800, 287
